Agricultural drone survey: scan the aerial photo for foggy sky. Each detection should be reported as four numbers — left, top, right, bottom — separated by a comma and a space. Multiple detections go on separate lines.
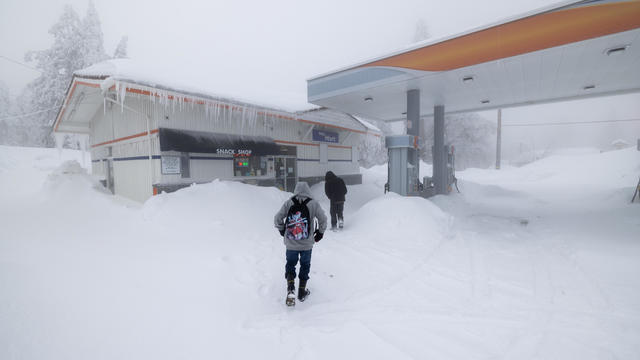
1, 0, 638, 155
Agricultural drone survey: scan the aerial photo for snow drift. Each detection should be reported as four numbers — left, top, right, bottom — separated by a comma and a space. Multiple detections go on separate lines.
1, 145, 639, 360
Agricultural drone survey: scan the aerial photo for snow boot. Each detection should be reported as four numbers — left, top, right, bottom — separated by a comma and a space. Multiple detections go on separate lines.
338, 218, 344, 229
286, 279, 296, 306
298, 279, 310, 302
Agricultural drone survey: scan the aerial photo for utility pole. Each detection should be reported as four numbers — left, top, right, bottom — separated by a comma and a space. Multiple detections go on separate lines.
496, 109, 502, 169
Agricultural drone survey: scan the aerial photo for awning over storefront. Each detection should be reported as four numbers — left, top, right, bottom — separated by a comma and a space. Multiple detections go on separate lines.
159, 128, 288, 156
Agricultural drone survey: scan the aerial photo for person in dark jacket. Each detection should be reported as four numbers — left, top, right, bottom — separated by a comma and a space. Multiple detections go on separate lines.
324, 171, 347, 230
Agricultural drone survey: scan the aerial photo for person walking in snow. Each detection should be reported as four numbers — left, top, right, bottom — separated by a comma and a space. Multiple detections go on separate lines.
274, 182, 327, 306
324, 171, 347, 230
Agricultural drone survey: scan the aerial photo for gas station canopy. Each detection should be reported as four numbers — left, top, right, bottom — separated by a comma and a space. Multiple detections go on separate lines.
307, 0, 640, 120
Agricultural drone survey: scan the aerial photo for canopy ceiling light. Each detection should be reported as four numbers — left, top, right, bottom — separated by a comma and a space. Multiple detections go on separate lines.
605, 45, 630, 56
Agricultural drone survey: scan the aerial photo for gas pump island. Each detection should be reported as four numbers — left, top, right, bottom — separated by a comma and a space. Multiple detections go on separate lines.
385, 134, 456, 197
306, 0, 640, 198
384, 91, 456, 198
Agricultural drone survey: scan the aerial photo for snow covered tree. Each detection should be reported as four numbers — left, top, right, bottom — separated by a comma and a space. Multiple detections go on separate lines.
358, 134, 386, 168
20, 3, 109, 147
421, 113, 496, 170
0, 81, 12, 144
357, 117, 399, 168
21, 5, 84, 147
0, 81, 11, 117
413, 19, 430, 43
82, 1, 109, 66
113, 36, 128, 58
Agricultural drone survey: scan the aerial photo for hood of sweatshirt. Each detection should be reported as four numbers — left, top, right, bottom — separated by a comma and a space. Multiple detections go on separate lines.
294, 182, 313, 199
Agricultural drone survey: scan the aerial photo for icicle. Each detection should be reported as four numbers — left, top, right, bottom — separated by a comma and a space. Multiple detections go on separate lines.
215, 102, 220, 126
241, 106, 245, 131
119, 83, 126, 112
250, 107, 256, 131
79, 134, 89, 169
54, 132, 65, 156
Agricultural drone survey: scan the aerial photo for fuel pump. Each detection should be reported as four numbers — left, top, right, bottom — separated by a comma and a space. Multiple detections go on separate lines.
422, 144, 457, 196
385, 135, 457, 197
445, 145, 458, 193
385, 135, 421, 196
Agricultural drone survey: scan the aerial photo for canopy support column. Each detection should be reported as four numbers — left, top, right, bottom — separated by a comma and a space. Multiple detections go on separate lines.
433, 105, 446, 195
407, 89, 420, 137
406, 89, 421, 194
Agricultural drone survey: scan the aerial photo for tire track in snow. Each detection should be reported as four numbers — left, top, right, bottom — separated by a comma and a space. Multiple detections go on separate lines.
546, 237, 612, 312
462, 230, 491, 301
334, 219, 456, 308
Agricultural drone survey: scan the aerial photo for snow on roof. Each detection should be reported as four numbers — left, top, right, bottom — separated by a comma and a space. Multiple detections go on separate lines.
611, 139, 630, 145
351, 115, 381, 133
75, 59, 317, 113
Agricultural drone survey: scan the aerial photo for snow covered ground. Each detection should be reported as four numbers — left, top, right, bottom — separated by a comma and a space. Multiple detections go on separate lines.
1, 144, 639, 359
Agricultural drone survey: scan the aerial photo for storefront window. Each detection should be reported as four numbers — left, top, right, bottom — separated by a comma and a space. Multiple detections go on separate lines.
234, 156, 268, 177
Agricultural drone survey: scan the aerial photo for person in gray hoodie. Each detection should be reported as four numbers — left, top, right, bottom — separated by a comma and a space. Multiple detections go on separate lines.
274, 182, 327, 303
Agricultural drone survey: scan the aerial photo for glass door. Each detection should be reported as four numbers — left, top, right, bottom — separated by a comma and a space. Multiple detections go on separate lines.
275, 157, 286, 191
285, 157, 297, 192
106, 159, 114, 194
275, 157, 297, 192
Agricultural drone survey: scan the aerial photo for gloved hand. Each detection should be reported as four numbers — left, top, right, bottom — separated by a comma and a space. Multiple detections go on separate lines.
279, 228, 285, 236
314, 230, 323, 242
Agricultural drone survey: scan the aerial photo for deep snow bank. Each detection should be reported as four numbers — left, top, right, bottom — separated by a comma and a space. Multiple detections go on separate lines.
42, 160, 110, 200
2, 145, 640, 360
349, 193, 449, 244
461, 147, 639, 188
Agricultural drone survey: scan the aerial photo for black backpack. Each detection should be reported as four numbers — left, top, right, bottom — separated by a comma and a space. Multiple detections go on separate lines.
285, 197, 312, 241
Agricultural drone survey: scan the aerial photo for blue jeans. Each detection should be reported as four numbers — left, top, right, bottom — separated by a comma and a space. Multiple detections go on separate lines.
285, 249, 312, 281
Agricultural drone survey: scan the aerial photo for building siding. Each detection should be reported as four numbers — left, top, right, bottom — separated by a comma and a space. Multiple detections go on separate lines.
86, 81, 375, 202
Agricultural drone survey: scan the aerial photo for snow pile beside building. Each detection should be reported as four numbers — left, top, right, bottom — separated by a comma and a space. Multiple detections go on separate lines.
42, 160, 106, 197
143, 179, 290, 230
0, 145, 89, 201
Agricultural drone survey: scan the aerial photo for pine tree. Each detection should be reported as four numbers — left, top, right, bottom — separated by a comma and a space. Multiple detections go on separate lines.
421, 113, 496, 170
0, 81, 11, 117
113, 36, 128, 58
19, 3, 109, 147
413, 19, 430, 43
21, 5, 84, 146
358, 134, 387, 168
82, 1, 109, 66
0, 81, 12, 144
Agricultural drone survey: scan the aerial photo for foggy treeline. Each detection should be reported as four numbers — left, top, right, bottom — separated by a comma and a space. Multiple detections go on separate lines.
0, 2, 126, 148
